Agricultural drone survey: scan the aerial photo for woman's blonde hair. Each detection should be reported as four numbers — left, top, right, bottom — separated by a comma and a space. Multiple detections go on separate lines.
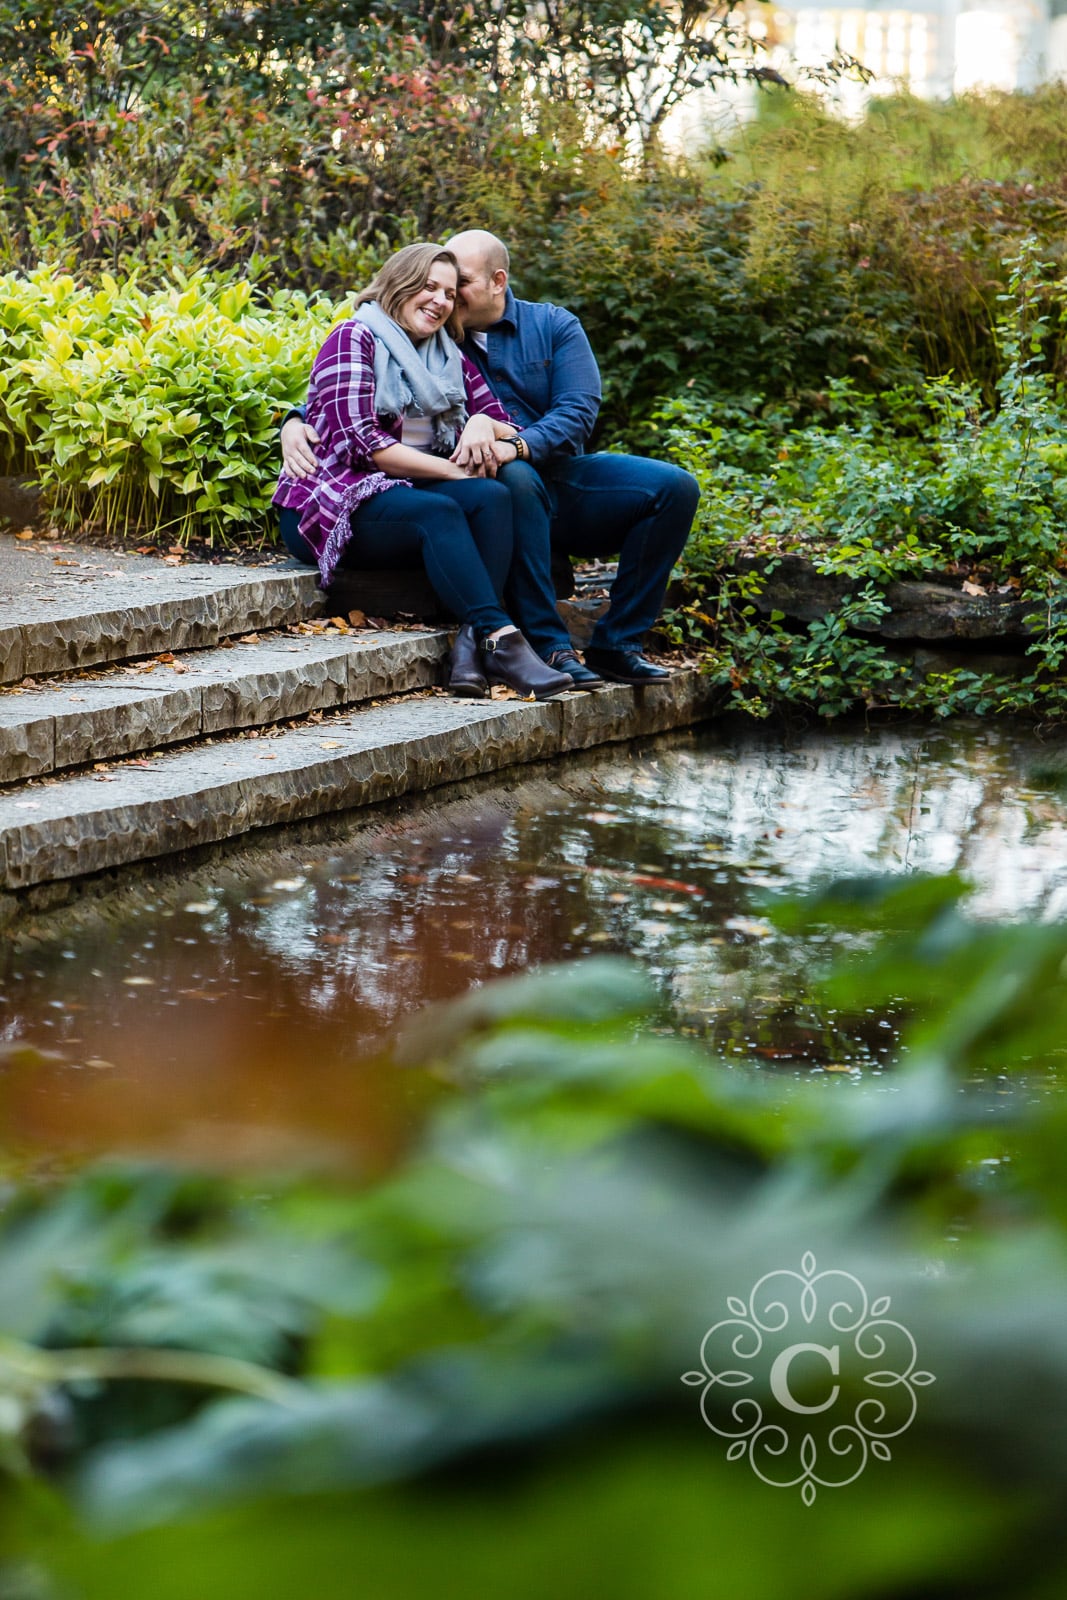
356, 243, 462, 340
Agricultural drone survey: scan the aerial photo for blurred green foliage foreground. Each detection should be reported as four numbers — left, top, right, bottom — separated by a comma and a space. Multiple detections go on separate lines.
3, 875, 1067, 1597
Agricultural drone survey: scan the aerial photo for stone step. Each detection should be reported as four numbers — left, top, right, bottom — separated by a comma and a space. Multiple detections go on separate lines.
0, 540, 325, 684
0, 629, 449, 784
0, 670, 714, 893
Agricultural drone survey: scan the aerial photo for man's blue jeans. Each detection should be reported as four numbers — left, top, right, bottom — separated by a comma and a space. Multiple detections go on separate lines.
498, 454, 699, 656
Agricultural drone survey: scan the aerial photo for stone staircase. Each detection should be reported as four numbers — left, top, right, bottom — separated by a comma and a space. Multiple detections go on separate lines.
0, 537, 714, 909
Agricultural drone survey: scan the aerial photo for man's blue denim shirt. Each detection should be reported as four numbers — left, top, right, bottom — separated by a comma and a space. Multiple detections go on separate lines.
462, 289, 602, 467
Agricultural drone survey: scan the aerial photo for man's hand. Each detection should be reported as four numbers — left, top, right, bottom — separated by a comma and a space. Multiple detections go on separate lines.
281, 418, 321, 480
451, 415, 499, 477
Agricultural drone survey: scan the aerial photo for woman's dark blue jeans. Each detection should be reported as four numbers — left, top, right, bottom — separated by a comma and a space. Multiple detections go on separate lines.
278, 479, 514, 637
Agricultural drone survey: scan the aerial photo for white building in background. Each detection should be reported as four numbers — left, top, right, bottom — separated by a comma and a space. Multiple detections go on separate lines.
668, 0, 1067, 147
663, 0, 1067, 151
786, 0, 1057, 99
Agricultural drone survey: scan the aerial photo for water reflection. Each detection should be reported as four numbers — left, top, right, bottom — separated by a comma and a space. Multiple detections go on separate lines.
2, 718, 1067, 1159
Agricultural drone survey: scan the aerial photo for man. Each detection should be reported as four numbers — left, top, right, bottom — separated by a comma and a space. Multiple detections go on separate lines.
282, 229, 699, 687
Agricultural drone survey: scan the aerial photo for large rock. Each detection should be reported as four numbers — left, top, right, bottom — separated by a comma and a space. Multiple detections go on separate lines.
733, 554, 1036, 641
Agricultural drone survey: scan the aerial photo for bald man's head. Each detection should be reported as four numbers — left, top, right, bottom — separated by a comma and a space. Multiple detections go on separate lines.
445, 230, 510, 331
446, 230, 510, 276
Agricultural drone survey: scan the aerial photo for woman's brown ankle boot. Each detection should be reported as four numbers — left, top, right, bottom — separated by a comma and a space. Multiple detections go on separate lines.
481, 631, 572, 700
448, 624, 489, 698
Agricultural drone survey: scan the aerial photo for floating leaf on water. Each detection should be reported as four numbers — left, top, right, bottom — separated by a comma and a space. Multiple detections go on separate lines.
84, 1058, 117, 1071
724, 916, 774, 940
269, 879, 305, 892
183, 902, 215, 915
122, 977, 154, 987
0, 1040, 64, 1069
585, 811, 617, 824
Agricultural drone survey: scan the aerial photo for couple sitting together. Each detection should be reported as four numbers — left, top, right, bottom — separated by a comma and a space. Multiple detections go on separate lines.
274, 230, 699, 700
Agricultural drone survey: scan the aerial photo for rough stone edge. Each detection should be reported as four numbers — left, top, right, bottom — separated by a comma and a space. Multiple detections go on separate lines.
0, 568, 328, 686
1, 723, 714, 946
0, 632, 450, 782
0, 668, 716, 904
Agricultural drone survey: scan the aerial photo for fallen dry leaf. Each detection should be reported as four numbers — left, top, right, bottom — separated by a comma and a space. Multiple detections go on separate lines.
319, 740, 342, 749
961, 580, 986, 597
348, 609, 368, 627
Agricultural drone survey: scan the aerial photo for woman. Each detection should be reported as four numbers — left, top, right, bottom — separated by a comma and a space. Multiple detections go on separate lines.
273, 243, 571, 701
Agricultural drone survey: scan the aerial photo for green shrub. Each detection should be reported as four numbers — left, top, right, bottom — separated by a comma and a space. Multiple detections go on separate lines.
1, 268, 341, 542
660, 244, 1067, 721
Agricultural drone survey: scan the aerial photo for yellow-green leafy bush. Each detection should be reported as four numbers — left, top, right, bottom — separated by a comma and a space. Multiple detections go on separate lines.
1, 269, 347, 542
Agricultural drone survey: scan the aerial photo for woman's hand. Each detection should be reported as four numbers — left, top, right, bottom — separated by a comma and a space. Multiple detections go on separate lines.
281, 419, 321, 480
371, 442, 468, 480
451, 415, 499, 476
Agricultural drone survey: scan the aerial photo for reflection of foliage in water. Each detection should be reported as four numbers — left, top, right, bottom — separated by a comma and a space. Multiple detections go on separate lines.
1, 877, 1067, 1595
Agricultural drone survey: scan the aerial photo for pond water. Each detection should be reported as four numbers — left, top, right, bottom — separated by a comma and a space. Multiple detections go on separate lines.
2, 717, 1066, 1166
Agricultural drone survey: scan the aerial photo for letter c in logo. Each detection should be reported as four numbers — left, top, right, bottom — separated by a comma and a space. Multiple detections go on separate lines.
769, 1342, 840, 1414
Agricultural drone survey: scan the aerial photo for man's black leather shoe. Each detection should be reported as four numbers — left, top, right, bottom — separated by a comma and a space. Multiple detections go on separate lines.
584, 648, 672, 685
545, 648, 605, 690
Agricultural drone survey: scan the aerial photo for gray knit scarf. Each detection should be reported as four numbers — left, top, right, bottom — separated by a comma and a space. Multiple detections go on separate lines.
354, 301, 468, 454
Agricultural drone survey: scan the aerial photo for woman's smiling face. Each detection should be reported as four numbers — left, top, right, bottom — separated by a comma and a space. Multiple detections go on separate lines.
397, 264, 458, 341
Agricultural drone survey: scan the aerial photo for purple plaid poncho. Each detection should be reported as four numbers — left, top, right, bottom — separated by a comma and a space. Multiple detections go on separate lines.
272, 319, 512, 588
